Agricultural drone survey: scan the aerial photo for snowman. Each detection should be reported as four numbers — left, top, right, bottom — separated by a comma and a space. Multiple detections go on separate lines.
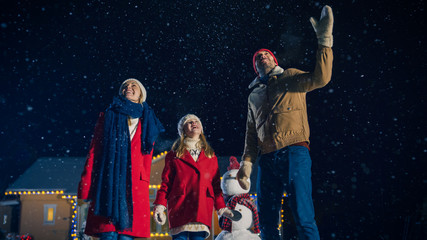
216, 156, 261, 240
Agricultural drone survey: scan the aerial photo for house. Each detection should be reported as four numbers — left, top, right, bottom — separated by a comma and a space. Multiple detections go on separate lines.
0, 198, 19, 238
2, 154, 264, 240
3, 157, 85, 240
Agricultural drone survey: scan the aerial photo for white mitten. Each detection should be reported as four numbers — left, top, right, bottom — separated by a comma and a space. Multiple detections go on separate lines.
236, 161, 252, 190
310, 5, 334, 47
218, 207, 234, 219
154, 204, 167, 225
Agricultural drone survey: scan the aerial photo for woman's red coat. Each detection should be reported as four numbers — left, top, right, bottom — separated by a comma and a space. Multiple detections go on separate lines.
154, 150, 226, 229
78, 113, 152, 238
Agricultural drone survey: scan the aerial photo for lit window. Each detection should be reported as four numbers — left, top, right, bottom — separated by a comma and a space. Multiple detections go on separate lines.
44, 204, 56, 225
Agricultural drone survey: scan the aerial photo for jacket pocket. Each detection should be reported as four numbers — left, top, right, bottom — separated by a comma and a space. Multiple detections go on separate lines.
139, 172, 149, 182
206, 186, 214, 199
271, 106, 303, 134
171, 184, 185, 197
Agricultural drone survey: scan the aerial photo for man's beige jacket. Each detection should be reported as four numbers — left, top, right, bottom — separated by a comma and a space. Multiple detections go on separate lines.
243, 47, 333, 163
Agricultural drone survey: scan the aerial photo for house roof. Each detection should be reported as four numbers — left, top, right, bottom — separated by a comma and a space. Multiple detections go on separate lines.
6, 157, 86, 195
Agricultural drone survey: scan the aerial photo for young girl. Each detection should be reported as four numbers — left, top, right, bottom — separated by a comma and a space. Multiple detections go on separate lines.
153, 114, 233, 240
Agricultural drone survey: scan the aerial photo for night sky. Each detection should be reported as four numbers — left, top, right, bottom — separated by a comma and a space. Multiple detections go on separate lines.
0, 0, 425, 239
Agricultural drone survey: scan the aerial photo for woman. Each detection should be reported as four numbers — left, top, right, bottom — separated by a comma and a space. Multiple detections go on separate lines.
78, 78, 165, 240
153, 114, 233, 240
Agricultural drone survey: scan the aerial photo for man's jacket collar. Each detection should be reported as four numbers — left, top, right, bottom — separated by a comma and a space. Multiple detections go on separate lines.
248, 66, 285, 89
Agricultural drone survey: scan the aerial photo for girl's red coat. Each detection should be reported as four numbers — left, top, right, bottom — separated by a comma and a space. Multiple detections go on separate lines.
78, 113, 152, 238
154, 150, 226, 229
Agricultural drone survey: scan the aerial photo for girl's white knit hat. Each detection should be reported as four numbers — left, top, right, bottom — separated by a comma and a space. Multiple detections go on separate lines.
119, 78, 147, 103
177, 114, 204, 137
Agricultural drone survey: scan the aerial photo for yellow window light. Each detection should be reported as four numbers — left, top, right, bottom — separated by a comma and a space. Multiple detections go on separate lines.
47, 207, 54, 221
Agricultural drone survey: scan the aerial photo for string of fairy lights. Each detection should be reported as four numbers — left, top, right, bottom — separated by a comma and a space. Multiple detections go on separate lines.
4, 151, 288, 238
62, 195, 78, 239
4, 190, 64, 195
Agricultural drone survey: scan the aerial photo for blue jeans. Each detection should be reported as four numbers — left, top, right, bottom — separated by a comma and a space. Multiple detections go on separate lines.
172, 231, 206, 240
257, 146, 320, 240
98, 232, 134, 240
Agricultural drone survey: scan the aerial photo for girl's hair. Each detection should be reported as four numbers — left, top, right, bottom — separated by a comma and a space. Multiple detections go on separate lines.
171, 132, 214, 158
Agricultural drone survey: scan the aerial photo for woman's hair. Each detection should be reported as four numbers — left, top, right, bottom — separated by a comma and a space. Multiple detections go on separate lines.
171, 132, 214, 158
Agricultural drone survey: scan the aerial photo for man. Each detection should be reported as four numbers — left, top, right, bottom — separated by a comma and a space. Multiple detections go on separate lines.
236, 5, 334, 240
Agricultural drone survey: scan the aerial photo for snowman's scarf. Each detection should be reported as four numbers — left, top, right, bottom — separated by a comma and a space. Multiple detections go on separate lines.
219, 193, 260, 233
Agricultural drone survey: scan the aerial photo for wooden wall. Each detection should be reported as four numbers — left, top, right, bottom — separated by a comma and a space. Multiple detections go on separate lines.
20, 194, 72, 240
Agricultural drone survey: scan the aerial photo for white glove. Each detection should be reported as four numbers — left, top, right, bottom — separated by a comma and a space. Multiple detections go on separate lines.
154, 204, 167, 225
236, 161, 252, 190
218, 207, 234, 219
310, 5, 334, 47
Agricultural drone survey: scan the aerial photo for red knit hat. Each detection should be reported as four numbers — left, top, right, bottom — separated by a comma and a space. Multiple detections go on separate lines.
252, 48, 278, 76
227, 156, 240, 171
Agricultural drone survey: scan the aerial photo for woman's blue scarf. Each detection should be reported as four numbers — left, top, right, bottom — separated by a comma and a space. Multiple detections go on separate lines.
93, 95, 164, 230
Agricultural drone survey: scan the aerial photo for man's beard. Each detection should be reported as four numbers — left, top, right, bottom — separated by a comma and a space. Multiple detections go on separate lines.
258, 62, 276, 75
